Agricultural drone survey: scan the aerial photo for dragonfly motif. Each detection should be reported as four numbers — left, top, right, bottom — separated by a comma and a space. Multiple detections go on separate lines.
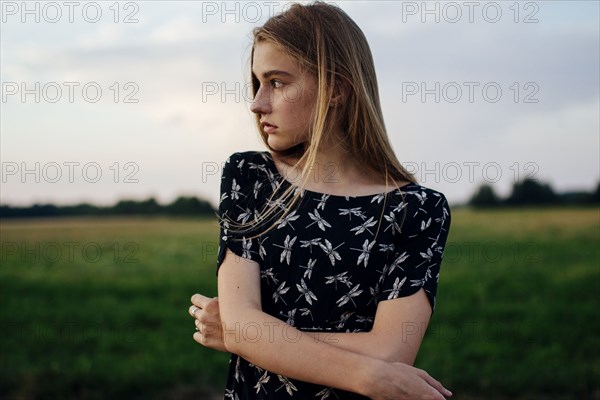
392, 201, 408, 213
276, 375, 298, 396
379, 243, 395, 255
336, 284, 363, 307
421, 217, 432, 232
261, 268, 279, 285
384, 276, 407, 299
258, 237, 268, 259
368, 283, 380, 305
371, 193, 385, 204
265, 197, 287, 211
252, 180, 263, 199
272, 281, 289, 305
296, 278, 318, 305
388, 251, 409, 275
356, 315, 374, 325
325, 271, 352, 290
248, 161, 268, 175
282, 308, 296, 326
273, 235, 297, 265
219, 191, 229, 203
376, 264, 390, 285
338, 207, 366, 220
300, 238, 322, 254
307, 209, 332, 231
277, 210, 300, 230
254, 370, 270, 394
265, 169, 279, 191
231, 178, 243, 200
235, 158, 245, 171
410, 277, 426, 287
299, 307, 313, 320
241, 237, 252, 259
315, 387, 339, 399
350, 239, 375, 267
411, 190, 428, 205
350, 216, 377, 236
384, 211, 402, 234
419, 247, 434, 263
221, 220, 230, 242
312, 194, 330, 210
234, 356, 245, 383
300, 258, 317, 279
318, 239, 344, 266
335, 311, 354, 329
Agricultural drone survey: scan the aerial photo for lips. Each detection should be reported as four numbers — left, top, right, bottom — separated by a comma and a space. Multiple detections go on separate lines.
261, 121, 277, 133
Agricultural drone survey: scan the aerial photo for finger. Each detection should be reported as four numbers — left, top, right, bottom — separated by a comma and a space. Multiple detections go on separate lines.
189, 305, 200, 319
204, 297, 220, 314
191, 293, 212, 309
421, 373, 452, 398
193, 331, 207, 345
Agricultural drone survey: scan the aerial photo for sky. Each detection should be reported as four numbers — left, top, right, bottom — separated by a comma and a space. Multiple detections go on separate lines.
1, 0, 599, 210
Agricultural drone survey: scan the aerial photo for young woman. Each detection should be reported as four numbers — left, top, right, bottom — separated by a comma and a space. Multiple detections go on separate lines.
189, 2, 453, 399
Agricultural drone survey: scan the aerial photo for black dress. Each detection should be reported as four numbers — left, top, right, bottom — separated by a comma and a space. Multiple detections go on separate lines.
215, 150, 451, 399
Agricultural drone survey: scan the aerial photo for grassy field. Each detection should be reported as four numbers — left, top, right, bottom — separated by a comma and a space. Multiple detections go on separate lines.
0, 208, 598, 399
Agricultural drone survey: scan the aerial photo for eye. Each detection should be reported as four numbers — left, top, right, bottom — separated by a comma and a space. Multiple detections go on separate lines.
270, 79, 283, 88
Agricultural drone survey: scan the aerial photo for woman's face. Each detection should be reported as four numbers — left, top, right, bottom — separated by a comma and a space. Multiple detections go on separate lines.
250, 41, 318, 152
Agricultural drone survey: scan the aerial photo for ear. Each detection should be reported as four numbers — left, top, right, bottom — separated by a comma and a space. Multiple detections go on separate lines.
330, 78, 349, 107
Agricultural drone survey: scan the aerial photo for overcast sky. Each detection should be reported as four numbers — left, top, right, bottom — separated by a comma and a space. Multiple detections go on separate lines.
1, 0, 598, 209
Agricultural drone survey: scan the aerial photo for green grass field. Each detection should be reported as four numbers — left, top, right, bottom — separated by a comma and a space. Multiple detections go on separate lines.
1, 208, 598, 399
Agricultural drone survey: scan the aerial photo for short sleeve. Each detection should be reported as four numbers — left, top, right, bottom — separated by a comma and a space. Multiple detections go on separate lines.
376, 191, 451, 312
215, 152, 264, 273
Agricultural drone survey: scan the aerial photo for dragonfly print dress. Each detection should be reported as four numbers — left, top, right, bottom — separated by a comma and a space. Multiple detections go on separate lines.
215, 151, 451, 399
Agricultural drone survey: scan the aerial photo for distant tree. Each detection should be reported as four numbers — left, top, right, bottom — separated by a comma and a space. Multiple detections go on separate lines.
592, 181, 600, 203
469, 184, 500, 207
166, 196, 214, 216
505, 178, 560, 205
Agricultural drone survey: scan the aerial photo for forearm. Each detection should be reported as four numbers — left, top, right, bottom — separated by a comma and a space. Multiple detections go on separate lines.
223, 307, 380, 396
303, 331, 417, 365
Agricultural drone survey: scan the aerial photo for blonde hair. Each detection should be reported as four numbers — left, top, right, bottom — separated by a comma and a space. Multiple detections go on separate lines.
226, 1, 417, 239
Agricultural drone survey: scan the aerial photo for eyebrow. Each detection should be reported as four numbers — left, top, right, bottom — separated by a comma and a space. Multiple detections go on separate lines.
254, 69, 293, 79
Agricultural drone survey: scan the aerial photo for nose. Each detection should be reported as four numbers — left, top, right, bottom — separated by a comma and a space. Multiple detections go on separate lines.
250, 86, 271, 115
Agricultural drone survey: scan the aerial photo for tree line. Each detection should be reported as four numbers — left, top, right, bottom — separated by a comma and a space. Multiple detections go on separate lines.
1, 178, 598, 218
469, 178, 600, 207
0, 196, 216, 218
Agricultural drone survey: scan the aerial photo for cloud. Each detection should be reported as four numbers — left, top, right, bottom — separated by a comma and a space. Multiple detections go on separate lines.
1, 1, 598, 207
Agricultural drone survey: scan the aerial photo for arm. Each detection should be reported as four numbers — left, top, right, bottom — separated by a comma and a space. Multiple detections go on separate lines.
197, 248, 452, 399
191, 289, 430, 365
303, 289, 432, 365
217, 249, 372, 394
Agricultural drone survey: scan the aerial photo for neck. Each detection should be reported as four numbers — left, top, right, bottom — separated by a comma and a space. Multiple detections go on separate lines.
297, 133, 382, 190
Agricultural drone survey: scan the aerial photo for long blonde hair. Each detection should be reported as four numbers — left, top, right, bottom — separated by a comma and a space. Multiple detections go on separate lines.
227, 1, 417, 239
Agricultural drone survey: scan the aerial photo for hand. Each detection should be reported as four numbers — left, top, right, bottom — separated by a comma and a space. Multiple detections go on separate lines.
365, 360, 452, 400
189, 293, 227, 353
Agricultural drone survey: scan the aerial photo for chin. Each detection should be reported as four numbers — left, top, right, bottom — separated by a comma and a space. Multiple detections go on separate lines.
267, 137, 298, 153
